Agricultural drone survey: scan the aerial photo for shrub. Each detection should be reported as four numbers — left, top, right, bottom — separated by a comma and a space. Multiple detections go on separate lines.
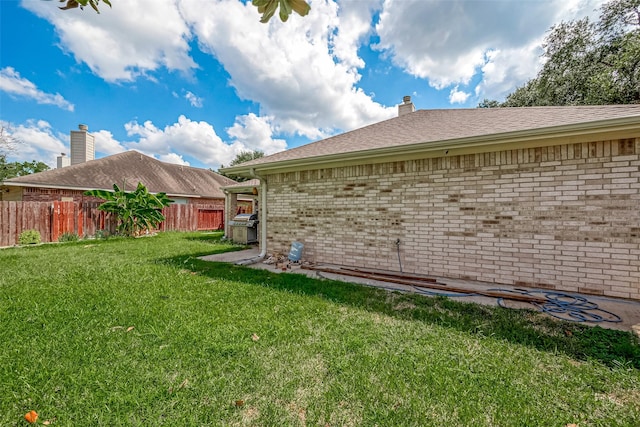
19, 229, 41, 245
58, 232, 80, 242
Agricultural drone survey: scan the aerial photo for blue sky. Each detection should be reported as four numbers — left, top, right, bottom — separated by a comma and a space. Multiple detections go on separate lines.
1, 0, 604, 170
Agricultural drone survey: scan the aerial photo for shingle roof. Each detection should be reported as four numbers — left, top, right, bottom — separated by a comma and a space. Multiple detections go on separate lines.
222, 179, 260, 189
3, 150, 237, 198
232, 105, 640, 169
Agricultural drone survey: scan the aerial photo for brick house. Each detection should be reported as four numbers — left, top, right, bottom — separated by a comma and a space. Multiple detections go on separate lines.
1, 150, 239, 209
221, 99, 640, 301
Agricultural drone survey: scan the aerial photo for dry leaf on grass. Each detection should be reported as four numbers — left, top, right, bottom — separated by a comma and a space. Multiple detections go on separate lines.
169, 378, 189, 394
126, 326, 135, 332
251, 333, 260, 341
235, 400, 245, 407
24, 410, 38, 423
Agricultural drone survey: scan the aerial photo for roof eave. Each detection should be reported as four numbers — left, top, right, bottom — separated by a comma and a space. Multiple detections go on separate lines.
222, 117, 640, 176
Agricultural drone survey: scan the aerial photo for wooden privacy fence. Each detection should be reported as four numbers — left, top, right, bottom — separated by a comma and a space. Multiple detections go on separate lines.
0, 201, 224, 247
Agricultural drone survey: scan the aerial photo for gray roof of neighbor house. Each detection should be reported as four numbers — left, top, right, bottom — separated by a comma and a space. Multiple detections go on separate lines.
2, 150, 238, 198
222, 179, 260, 189
222, 105, 640, 175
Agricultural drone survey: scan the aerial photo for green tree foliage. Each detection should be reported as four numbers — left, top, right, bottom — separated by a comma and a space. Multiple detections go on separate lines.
57, 0, 310, 23
477, 99, 501, 108
84, 182, 174, 237
1, 158, 50, 181
1, 126, 49, 181
503, 0, 640, 107
219, 150, 264, 182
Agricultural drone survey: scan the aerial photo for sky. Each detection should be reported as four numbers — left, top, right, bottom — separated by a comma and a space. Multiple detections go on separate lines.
0, 0, 606, 170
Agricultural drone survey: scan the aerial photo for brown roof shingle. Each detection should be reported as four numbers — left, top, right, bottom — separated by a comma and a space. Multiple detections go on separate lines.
3, 150, 237, 198
231, 105, 640, 170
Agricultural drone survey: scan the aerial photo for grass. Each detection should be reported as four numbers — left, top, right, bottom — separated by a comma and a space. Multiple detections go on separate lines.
1, 232, 639, 426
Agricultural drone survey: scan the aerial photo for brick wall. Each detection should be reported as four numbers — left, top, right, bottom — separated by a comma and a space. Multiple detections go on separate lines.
265, 138, 640, 300
21, 188, 89, 202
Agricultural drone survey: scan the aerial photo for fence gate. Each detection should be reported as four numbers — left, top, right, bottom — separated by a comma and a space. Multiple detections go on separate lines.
197, 208, 224, 230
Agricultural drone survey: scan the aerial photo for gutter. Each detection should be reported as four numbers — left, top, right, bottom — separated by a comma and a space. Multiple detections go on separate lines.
235, 168, 268, 265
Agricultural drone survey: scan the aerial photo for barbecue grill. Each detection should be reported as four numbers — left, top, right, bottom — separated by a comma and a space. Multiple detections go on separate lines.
230, 213, 259, 244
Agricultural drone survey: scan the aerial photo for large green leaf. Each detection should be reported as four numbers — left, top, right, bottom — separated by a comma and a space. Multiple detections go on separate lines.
84, 182, 173, 237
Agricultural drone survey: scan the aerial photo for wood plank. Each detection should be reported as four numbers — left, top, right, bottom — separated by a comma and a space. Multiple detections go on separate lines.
302, 265, 548, 304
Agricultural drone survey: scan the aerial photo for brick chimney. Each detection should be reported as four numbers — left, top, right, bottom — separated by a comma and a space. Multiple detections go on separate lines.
398, 95, 415, 117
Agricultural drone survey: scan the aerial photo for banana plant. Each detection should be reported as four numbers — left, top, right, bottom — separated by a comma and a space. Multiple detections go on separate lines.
84, 182, 173, 237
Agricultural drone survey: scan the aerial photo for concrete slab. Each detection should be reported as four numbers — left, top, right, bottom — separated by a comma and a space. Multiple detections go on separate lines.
199, 249, 640, 334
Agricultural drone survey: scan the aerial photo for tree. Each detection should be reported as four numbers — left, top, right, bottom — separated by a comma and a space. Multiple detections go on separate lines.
477, 99, 501, 108
503, 0, 640, 107
56, 0, 310, 23
57, 0, 110, 14
0, 125, 19, 161
252, 0, 310, 23
0, 159, 50, 181
1, 126, 49, 181
219, 150, 264, 182
84, 182, 174, 237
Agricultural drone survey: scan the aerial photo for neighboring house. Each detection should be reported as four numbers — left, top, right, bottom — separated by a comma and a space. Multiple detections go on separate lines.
222, 98, 640, 301
1, 150, 238, 208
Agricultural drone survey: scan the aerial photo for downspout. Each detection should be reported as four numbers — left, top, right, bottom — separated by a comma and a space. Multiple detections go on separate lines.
235, 168, 267, 265
222, 189, 229, 240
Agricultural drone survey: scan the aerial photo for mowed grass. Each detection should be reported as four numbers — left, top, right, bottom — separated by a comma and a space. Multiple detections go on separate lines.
1, 232, 639, 426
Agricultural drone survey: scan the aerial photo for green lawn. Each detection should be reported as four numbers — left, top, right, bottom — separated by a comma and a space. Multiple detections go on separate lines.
1, 232, 639, 426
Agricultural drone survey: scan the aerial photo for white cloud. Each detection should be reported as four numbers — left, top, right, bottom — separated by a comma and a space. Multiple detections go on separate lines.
475, 45, 545, 101
93, 130, 127, 155
374, 0, 607, 96
2, 120, 68, 167
5, 112, 288, 171
179, 0, 395, 139
184, 91, 203, 107
120, 113, 288, 169
23, 0, 394, 140
158, 152, 190, 165
226, 113, 287, 155
448, 86, 470, 104
0, 67, 75, 111
21, 0, 196, 82
124, 115, 243, 169
332, 0, 383, 69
